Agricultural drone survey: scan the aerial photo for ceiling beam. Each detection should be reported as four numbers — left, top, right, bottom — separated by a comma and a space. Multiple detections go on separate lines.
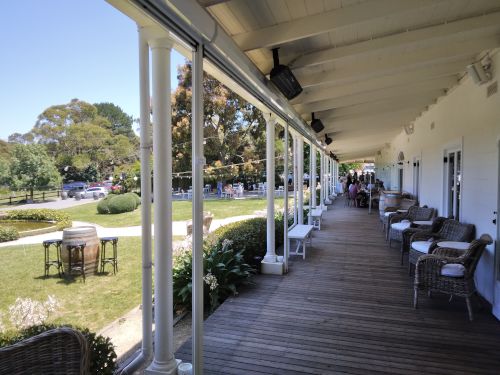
197, 0, 231, 7
314, 94, 436, 122
290, 11, 500, 70
232, 0, 446, 52
295, 78, 454, 114
323, 110, 423, 133
296, 37, 499, 88
291, 62, 463, 106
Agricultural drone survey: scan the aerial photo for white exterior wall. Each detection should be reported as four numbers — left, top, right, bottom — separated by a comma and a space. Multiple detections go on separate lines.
375, 49, 500, 305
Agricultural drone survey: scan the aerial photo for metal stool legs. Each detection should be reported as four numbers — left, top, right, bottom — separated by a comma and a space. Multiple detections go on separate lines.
43, 239, 62, 278
100, 237, 118, 274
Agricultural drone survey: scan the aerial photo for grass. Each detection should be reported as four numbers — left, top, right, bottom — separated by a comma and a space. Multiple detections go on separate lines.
60, 197, 286, 227
0, 238, 144, 332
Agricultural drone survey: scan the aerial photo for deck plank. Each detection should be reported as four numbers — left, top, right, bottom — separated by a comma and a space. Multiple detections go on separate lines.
176, 199, 500, 374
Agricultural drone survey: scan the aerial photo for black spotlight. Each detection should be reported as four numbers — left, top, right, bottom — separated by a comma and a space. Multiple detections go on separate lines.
270, 48, 302, 100
325, 134, 332, 145
310, 112, 324, 133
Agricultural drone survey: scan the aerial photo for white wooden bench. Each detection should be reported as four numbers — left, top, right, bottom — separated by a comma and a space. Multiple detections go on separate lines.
310, 208, 323, 230
288, 224, 314, 259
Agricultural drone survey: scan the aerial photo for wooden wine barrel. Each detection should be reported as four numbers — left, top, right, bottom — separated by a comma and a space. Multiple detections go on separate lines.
61, 226, 100, 276
379, 191, 402, 217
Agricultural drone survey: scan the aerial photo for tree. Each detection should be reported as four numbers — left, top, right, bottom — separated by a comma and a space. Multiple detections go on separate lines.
13, 99, 138, 181
171, 62, 267, 188
94, 102, 137, 140
8, 144, 61, 200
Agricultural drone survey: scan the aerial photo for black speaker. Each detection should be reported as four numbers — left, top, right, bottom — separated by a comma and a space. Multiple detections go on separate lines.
325, 134, 332, 145
270, 48, 302, 100
310, 112, 324, 133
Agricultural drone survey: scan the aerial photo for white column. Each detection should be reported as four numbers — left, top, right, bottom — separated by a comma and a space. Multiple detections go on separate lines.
122, 26, 153, 375
297, 138, 304, 225
320, 151, 325, 209
138, 25, 153, 359
283, 123, 289, 272
292, 134, 298, 226
191, 44, 204, 375
309, 144, 316, 225
146, 36, 180, 375
261, 115, 283, 275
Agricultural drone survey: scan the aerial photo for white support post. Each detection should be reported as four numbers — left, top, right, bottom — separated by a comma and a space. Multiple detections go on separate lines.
191, 43, 204, 375
261, 114, 283, 275
293, 134, 298, 226
121, 26, 153, 375
310, 144, 316, 225
146, 36, 180, 375
297, 138, 304, 225
283, 123, 289, 273
320, 151, 325, 209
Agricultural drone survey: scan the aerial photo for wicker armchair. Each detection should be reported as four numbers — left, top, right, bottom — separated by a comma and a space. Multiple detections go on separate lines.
0, 327, 89, 374
400, 217, 447, 265
408, 219, 475, 273
380, 198, 417, 234
388, 206, 435, 246
414, 234, 493, 320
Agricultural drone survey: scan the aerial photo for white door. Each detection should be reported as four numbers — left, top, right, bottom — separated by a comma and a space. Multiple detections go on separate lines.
494, 140, 500, 319
444, 150, 462, 220
413, 158, 421, 202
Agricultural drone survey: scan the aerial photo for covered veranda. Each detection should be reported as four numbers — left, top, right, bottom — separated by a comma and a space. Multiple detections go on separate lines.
176, 200, 500, 374
106, 1, 500, 374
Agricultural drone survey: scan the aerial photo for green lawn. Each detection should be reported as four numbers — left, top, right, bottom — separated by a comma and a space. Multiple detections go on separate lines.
60, 197, 285, 227
0, 238, 144, 332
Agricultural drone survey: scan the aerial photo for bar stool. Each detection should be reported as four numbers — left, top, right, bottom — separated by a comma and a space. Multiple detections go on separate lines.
100, 237, 118, 274
43, 239, 62, 278
66, 241, 87, 282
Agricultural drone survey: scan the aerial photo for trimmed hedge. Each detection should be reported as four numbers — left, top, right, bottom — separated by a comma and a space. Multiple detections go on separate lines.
0, 226, 19, 242
2, 209, 71, 231
0, 324, 116, 374
97, 195, 113, 214
124, 192, 141, 207
97, 193, 140, 215
107, 194, 137, 214
209, 214, 285, 264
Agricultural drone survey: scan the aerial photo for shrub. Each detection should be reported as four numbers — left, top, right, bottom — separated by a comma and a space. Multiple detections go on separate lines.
0, 324, 116, 374
97, 194, 138, 214
124, 192, 141, 208
3, 209, 71, 230
172, 239, 254, 313
204, 239, 254, 312
107, 194, 137, 214
97, 195, 113, 214
209, 216, 284, 264
0, 226, 19, 242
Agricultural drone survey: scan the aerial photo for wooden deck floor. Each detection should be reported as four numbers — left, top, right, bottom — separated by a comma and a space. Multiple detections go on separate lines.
176, 199, 500, 374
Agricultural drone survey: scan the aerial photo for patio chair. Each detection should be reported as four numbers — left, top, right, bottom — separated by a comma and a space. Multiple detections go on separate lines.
414, 234, 493, 320
408, 219, 475, 274
380, 198, 417, 234
388, 206, 435, 247
0, 327, 89, 375
400, 216, 447, 265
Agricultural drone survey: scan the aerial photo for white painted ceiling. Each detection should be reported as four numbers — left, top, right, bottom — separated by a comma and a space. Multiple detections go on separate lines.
197, 0, 500, 161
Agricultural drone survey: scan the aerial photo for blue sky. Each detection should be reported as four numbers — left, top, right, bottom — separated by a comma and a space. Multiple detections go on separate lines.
0, 0, 185, 141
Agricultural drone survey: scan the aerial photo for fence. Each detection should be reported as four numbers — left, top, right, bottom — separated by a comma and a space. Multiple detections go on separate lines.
0, 190, 61, 206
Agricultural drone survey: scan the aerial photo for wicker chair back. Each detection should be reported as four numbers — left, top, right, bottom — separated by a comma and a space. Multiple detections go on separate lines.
437, 220, 475, 242
0, 327, 89, 375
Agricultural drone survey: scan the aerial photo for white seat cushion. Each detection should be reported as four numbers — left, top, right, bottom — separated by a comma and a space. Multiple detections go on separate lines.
441, 263, 465, 277
384, 212, 394, 217
411, 241, 432, 253
391, 221, 411, 231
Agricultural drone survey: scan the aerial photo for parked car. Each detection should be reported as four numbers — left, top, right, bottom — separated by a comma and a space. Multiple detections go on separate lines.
67, 185, 87, 198
81, 187, 108, 199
